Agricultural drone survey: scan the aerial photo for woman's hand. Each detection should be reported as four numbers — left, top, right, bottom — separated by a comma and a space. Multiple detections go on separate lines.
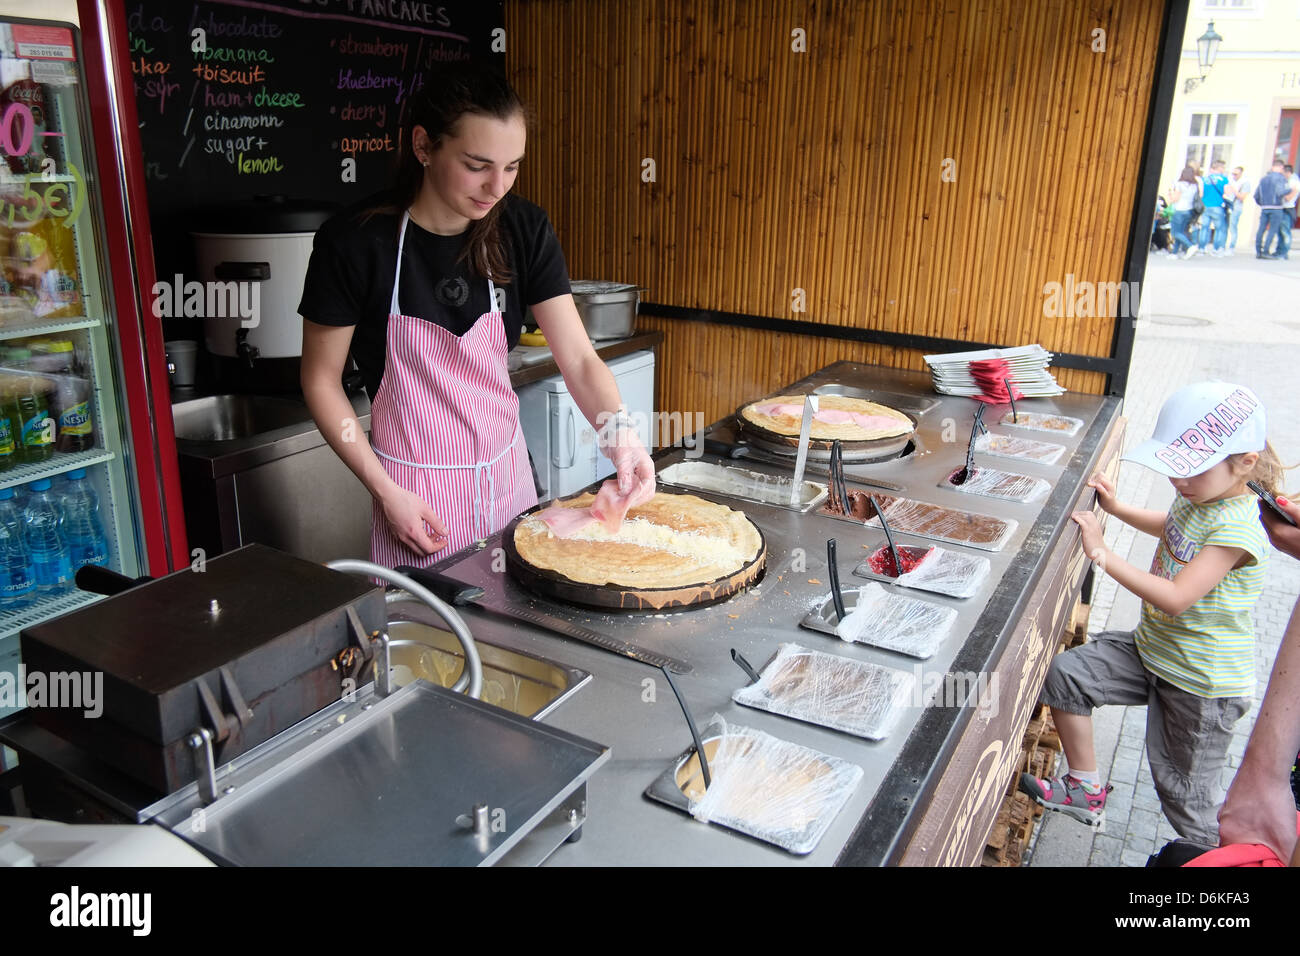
604, 426, 656, 495
1260, 494, 1300, 560
1087, 471, 1118, 514
378, 483, 449, 556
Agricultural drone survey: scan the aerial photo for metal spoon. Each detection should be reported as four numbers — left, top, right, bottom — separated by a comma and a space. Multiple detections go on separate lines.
730, 648, 761, 684
1005, 376, 1019, 424
661, 665, 710, 789
827, 538, 847, 623
870, 495, 903, 578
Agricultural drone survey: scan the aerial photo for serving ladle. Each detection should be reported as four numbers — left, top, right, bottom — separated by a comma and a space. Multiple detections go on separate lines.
870, 495, 904, 579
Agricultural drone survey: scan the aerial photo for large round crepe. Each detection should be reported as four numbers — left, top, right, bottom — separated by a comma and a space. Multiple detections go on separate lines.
741, 394, 912, 442
514, 491, 762, 589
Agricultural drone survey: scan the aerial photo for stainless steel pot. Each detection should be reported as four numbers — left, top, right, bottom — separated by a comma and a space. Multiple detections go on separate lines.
570, 280, 642, 340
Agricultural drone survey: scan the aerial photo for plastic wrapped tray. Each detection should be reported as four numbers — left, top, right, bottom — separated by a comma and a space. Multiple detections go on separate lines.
974, 431, 1067, 465
943, 465, 1050, 504
800, 582, 958, 659
657, 460, 827, 512
644, 716, 863, 855
998, 411, 1083, 436
824, 492, 1016, 552
853, 544, 989, 599
732, 643, 914, 740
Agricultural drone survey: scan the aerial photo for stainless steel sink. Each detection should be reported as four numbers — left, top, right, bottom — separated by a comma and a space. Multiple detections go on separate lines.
171, 394, 313, 442
380, 619, 590, 719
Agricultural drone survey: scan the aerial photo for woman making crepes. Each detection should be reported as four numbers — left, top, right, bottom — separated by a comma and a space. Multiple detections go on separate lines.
299, 66, 655, 567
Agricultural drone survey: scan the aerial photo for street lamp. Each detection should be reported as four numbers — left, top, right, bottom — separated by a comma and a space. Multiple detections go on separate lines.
1184, 21, 1223, 93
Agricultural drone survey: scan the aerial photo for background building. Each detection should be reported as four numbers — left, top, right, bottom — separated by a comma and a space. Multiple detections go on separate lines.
1159, 0, 1300, 245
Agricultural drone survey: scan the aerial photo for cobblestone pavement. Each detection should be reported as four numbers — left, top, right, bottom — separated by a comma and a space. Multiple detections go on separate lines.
1027, 243, 1300, 867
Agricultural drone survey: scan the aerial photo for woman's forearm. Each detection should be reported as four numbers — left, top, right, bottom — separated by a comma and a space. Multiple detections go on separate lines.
1238, 596, 1300, 782
561, 350, 626, 430
302, 378, 393, 501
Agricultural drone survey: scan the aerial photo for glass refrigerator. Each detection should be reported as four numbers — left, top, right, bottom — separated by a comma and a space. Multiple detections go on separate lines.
0, 15, 188, 715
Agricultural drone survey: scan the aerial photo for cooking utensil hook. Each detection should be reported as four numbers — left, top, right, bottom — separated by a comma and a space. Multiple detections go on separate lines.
661, 665, 711, 789
826, 538, 847, 623
730, 648, 761, 684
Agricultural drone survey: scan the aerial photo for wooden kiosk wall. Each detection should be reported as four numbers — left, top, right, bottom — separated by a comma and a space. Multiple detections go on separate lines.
505, 0, 1169, 418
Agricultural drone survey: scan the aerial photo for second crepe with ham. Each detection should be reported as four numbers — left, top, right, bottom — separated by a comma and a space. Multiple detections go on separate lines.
740, 394, 912, 443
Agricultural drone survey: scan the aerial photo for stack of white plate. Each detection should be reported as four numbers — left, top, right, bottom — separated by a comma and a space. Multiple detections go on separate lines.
922, 344, 1065, 398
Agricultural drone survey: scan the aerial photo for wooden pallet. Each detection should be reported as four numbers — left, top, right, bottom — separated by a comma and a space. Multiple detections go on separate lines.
981, 601, 1084, 867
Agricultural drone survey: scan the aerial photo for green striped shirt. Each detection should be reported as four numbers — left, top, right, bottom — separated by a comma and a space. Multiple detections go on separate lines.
1135, 494, 1266, 698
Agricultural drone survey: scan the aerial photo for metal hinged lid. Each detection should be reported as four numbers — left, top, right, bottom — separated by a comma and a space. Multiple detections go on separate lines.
20, 545, 386, 746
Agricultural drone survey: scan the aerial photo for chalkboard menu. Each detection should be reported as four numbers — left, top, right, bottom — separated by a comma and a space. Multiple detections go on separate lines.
126, 0, 503, 276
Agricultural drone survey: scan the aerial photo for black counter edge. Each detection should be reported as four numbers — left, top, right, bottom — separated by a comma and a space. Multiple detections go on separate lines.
834, 394, 1123, 866
637, 304, 1121, 375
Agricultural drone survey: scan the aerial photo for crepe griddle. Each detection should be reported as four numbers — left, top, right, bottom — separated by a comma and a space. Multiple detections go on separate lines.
504, 491, 767, 612
19, 544, 386, 794
735, 397, 916, 462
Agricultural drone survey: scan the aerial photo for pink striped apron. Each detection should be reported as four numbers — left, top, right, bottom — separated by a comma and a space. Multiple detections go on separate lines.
368, 212, 537, 567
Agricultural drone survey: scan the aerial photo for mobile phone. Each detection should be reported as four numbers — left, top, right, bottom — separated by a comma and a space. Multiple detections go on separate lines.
1248, 480, 1297, 527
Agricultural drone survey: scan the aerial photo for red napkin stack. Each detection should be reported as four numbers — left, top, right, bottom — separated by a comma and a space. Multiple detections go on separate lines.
968, 358, 1025, 405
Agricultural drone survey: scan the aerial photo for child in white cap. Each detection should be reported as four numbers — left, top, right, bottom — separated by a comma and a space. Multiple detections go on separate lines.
1020, 382, 1285, 844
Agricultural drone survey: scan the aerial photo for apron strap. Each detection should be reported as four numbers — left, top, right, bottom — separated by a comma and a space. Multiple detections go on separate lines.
390, 212, 410, 316
392, 212, 501, 318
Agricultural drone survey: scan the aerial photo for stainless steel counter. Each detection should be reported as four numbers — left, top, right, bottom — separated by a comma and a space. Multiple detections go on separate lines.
431, 361, 1123, 865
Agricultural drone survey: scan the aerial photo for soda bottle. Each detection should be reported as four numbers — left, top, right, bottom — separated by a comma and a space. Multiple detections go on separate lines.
61, 469, 108, 571
55, 376, 94, 452
15, 375, 55, 463
0, 487, 35, 611
0, 378, 15, 471
23, 478, 71, 597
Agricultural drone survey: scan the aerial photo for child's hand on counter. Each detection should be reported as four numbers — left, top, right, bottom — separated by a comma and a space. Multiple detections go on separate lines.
1087, 471, 1118, 514
1071, 510, 1107, 564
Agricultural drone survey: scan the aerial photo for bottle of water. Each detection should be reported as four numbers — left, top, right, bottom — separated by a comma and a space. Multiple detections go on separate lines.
62, 469, 108, 571
0, 487, 35, 610
23, 478, 71, 597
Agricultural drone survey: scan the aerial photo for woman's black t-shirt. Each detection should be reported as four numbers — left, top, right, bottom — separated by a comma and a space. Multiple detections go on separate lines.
298, 192, 571, 398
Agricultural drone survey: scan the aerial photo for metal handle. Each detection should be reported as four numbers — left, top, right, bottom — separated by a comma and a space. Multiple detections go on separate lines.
325, 560, 483, 699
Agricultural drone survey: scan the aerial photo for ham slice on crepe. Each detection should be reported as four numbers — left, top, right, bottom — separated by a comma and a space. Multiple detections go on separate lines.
754, 403, 906, 432
537, 504, 599, 537
591, 476, 657, 532
538, 477, 657, 538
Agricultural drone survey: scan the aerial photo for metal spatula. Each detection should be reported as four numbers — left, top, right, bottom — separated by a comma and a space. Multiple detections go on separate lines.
789, 395, 818, 505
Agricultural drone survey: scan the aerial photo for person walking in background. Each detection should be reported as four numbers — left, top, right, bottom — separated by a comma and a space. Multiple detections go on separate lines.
1255, 159, 1293, 260
1270, 163, 1299, 261
1198, 159, 1229, 256
1168, 166, 1200, 259
1225, 166, 1251, 255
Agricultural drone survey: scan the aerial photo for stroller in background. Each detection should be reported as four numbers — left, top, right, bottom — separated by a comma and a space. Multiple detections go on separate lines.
1151, 196, 1172, 253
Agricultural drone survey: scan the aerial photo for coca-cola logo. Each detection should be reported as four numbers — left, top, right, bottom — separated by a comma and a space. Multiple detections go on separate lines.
6, 83, 44, 106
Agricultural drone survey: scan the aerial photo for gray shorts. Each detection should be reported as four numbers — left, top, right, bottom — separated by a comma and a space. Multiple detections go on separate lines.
1040, 629, 1250, 845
